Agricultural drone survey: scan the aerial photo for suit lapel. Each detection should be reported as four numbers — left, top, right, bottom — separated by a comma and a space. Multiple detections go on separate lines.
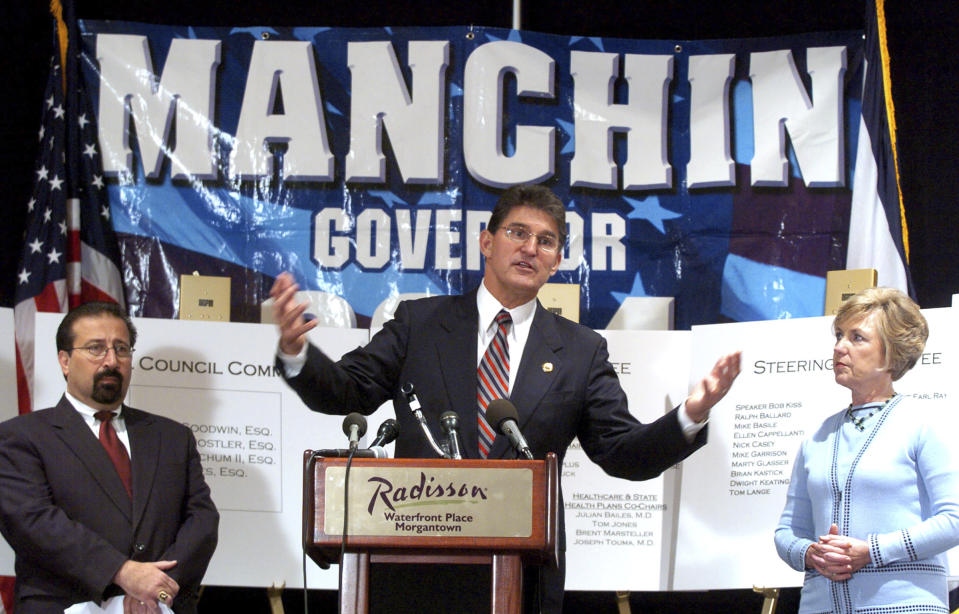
435, 291, 480, 458
125, 407, 160, 531
490, 303, 563, 459
47, 396, 132, 520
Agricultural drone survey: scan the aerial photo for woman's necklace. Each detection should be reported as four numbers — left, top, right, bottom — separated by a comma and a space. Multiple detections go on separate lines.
846, 393, 897, 431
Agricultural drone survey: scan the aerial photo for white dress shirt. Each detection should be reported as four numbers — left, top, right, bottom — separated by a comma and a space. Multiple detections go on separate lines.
65, 391, 132, 457
475, 282, 705, 440
475, 281, 537, 394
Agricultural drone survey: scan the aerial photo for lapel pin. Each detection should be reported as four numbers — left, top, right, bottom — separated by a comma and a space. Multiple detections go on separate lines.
542, 362, 553, 373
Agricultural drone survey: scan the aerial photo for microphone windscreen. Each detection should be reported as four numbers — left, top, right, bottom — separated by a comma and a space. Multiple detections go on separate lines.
342, 412, 368, 438
485, 399, 519, 432
439, 411, 460, 428
374, 419, 400, 446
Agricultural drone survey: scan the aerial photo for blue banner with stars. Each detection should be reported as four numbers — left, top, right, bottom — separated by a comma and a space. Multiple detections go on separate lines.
77, 22, 862, 329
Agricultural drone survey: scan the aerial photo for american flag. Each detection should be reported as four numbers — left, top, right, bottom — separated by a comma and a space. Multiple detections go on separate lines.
13, 5, 124, 414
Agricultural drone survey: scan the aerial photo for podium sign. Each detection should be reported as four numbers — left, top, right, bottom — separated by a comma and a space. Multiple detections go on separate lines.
323, 465, 534, 537
305, 456, 557, 560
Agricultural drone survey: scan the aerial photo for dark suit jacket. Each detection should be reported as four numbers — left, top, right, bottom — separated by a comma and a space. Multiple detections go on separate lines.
282, 290, 705, 612
0, 396, 219, 614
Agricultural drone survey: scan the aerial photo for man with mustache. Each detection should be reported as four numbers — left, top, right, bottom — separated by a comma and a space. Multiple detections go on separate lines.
272, 184, 741, 613
0, 303, 218, 614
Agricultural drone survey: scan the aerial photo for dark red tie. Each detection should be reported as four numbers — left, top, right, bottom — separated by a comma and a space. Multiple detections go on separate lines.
95, 410, 132, 498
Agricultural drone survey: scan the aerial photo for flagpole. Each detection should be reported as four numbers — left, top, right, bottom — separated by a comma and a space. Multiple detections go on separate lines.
60, 0, 83, 308
873, 0, 910, 265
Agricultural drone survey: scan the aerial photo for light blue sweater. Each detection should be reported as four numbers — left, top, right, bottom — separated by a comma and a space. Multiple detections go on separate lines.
774, 395, 959, 614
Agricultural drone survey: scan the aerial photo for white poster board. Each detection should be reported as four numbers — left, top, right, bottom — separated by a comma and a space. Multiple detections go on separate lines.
20, 306, 954, 591
674, 308, 958, 590
34, 313, 372, 588
563, 330, 690, 591
0, 307, 17, 575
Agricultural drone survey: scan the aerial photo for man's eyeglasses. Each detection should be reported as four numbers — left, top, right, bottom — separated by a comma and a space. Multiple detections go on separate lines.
68, 343, 135, 360
501, 224, 562, 254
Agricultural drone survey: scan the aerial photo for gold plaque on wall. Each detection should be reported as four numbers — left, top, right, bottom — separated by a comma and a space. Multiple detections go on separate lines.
179, 273, 231, 321
538, 283, 580, 323
824, 269, 877, 316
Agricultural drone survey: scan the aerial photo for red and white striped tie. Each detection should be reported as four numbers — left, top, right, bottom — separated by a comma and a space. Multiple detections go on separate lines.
477, 310, 511, 458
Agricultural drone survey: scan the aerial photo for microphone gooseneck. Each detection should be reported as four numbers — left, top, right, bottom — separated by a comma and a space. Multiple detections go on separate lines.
402, 382, 451, 459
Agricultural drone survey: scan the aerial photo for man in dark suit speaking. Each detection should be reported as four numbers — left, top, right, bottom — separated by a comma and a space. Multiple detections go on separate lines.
272, 184, 740, 613
0, 303, 218, 614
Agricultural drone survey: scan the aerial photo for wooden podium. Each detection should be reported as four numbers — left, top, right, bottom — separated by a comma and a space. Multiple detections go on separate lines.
303, 452, 560, 614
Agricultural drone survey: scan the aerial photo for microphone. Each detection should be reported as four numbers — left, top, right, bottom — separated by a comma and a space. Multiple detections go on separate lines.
315, 446, 389, 459
401, 382, 450, 459
439, 411, 463, 460
342, 412, 368, 450
485, 399, 534, 460
368, 419, 399, 448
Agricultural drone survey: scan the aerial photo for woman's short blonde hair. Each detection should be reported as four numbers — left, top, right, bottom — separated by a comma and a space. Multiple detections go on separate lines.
833, 287, 928, 381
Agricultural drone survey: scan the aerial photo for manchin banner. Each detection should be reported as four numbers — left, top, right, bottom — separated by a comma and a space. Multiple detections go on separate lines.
78, 23, 863, 329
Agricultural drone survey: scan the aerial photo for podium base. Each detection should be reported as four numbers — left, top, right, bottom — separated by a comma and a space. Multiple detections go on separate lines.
369, 562, 489, 614
340, 552, 525, 614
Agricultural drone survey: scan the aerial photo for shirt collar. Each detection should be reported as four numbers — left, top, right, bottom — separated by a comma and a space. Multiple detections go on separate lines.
477, 281, 537, 335
65, 391, 123, 421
